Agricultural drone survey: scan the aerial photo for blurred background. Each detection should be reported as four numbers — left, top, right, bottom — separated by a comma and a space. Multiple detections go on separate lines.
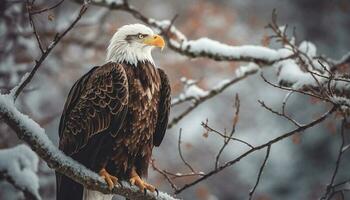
0, 0, 349, 199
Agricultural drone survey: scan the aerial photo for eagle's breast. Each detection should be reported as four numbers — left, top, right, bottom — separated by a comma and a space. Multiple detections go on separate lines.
110, 61, 161, 174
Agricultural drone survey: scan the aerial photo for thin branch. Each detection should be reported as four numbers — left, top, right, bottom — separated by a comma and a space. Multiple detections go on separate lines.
0, 95, 178, 200
168, 65, 259, 128
282, 91, 293, 115
215, 94, 240, 169
178, 128, 196, 173
260, 73, 331, 102
249, 145, 271, 200
31, 0, 65, 15
163, 171, 205, 179
73, 0, 294, 64
151, 159, 178, 191
258, 100, 302, 127
320, 117, 347, 200
175, 106, 336, 194
201, 121, 254, 149
13, 1, 90, 100
26, 0, 45, 54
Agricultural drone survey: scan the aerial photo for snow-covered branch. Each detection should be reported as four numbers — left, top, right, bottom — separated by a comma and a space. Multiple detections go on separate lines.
0, 145, 40, 200
168, 62, 260, 128
0, 1, 178, 199
78, 0, 350, 128
74, 0, 293, 64
0, 94, 178, 200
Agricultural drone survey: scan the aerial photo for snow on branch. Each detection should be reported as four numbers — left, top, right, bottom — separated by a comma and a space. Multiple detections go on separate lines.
179, 38, 281, 63
0, 144, 40, 200
81, 0, 350, 126
0, 94, 178, 200
0, 0, 178, 199
74, 0, 292, 64
169, 63, 260, 128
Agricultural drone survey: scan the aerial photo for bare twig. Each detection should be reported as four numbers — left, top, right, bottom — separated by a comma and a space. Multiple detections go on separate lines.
14, 1, 90, 100
31, 0, 65, 15
151, 159, 179, 191
320, 117, 348, 200
282, 91, 293, 115
26, 0, 45, 54
201, 121, 254, 149
215, 94, 240, 169
175, 106, 335, 194
168, 65, 259, 128
178, 128, 196, 173
260, 73, 331, 102
258, 100, 302, 127
249, 145, 271, 200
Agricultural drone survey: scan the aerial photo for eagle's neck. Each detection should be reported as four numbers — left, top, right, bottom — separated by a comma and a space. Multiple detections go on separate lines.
106, 39, 154, 66
126, 61, 161, 100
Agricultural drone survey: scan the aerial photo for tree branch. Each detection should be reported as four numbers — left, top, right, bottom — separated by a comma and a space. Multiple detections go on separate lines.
320, 117, 348, 200
168, 63, 260, 128
0, 95, 178, 200
13, 1, 89, 100
249, 145, 271, 200
175, 106, 336, 194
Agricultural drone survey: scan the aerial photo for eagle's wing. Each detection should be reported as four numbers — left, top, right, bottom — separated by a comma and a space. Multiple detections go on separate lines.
58, 62, 129, 155
153, 69, 171, 147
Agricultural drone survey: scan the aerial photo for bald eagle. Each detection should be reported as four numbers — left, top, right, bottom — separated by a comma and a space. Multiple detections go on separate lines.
56, 24, 171, 200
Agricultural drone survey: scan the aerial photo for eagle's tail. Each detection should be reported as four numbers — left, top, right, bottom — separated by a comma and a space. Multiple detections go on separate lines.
83, 189, 114, 200
56, 172, 114, 200
56, 172, 83, 200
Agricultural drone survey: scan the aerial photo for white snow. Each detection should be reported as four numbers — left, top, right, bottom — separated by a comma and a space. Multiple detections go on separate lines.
0, 93, 178, 200
171, 77, 208, 105
105, 0, 124, 5
235, 62, 259, 77
330, 96, 350, 108
0, 144, 40, 200
178, 83, 208, 102
0, 94, 100, 180
181, 37, 281, 61
182, 84, 208, 100
276, 43, 350, 92
298, 41, 317, 57
277, 59, 315, 89
173, 63, 260, 105
278, 25, 286, 33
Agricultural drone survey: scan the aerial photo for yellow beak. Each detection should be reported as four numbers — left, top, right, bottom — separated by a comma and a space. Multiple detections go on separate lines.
143, 34, 165, 49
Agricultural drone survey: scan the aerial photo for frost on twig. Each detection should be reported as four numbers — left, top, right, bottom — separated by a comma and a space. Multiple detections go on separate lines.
0, 145, 40, 200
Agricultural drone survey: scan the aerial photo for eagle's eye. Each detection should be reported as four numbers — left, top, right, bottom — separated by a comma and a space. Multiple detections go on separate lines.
138, 34, 144, 39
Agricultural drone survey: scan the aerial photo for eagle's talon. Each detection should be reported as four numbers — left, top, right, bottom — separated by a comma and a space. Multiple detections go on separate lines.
99, 168, 119, 190
129, 175, 156, 194
117, 179, 124, 187
155, 188, 159, 196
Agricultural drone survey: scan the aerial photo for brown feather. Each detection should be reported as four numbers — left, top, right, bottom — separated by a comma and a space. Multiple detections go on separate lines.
58, 62, 128, 155
57, 61, 171, 198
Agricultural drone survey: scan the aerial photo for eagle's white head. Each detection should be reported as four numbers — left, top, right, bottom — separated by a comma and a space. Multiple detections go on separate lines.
106, 24, 165, 66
